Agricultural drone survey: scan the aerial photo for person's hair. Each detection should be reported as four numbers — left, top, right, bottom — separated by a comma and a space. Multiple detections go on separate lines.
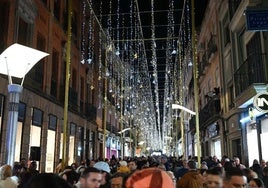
188, 160, 196, 169
80, 167, 102, 178
111, 172, 130, 188
25, 173, 73, 188
206, 167, 223, 177
250, 178, 264, 187
263, 166, 268, 176
0, 165, 12, 180
224, 167, 245, 181
61, 169, 78, 185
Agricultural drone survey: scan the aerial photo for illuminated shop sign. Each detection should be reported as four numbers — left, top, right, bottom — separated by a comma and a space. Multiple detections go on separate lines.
253, 91, 268, 112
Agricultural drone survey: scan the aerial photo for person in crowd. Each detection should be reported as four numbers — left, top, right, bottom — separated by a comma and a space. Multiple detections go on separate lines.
250, 159, 263, 179
204, 167, 223, 188
28, 161, 39, 176
60, 168, 78, 186
157, 164, 166, 171
160, 155, 170, 171
55, 159, 63, 174
11, 162, 22, 184
20, 158, 28, 172
166, 171, 177, 188
18, 171, 32, 188
78, 167, 102, 188
110, 172, 129, 188
262, 166, 268, 188
260, 159, 266, 170
0, 164, 17, 188
201, 161, 208, 170
118, 161, 130, 174
242, 168, 258, 183
24, 173, 73, 188
125, 167, 174, 188
127, 160, 137, 174
248, 178, 265, 188
223, 167, 247, 188
211, 156, 220, 168
174, 159, 188, 180
176, 160, 203, 188
93, 161, 111, 188
234, 157, 246, 170
223, 160, 235, 171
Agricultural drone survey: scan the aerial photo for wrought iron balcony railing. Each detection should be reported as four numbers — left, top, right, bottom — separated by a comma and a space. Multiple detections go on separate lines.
234, 53, 266, 97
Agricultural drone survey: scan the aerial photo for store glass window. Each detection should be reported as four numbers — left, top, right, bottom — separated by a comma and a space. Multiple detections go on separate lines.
45, 114, 57, 172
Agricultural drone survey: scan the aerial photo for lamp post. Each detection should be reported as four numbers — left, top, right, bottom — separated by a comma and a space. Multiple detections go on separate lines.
172, 104, 194, 160
172, 103, 200, 167
0, 43, 49, 166
191, 0, 201, 168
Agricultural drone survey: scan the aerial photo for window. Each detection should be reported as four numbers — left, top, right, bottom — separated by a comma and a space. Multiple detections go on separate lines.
18, 17, 31, 45
51, 50, 59, 97
80, 76, 85, 101
46, 114, 57, 172
32, 108, 43, 127
48, 114, 57, 130
229, 0, 242, 19
0, 95, 4, 135
18, 103, 26, 122
54, 0, 61, 21
228, 84, 234, 109
0, 2, 9, 52
222, 13, 230, 47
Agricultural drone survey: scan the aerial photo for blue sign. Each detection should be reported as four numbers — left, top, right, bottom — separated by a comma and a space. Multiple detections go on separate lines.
246, 9, 268, 31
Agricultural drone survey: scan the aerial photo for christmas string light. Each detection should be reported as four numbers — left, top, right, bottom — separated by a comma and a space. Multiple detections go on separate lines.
81, 0, 86, 64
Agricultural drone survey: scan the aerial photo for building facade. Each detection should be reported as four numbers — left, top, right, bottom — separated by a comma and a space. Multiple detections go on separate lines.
184, 0, 268, 166
0, 0, 132, 172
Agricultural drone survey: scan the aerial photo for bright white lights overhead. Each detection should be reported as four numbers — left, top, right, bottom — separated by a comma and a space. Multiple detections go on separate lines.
0, 43, 49, 79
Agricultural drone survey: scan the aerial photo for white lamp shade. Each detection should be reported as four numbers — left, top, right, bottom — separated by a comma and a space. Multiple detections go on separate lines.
0, 43, 49, 78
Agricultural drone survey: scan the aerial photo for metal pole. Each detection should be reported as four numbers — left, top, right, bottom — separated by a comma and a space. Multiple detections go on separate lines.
191, 0, 201, 168
120, 76, 124, 158
5, 84, 23, 166
180, 113, 185, 159
62, 0, 72, 168
102, 50, 108, 159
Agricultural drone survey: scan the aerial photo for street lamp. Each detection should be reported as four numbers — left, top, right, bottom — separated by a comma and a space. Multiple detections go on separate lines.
0, 43, 49, 166
117, 127, 132, 157
117, 127, 131, 134
172, 104, 196, 115
172, 104, 195, 159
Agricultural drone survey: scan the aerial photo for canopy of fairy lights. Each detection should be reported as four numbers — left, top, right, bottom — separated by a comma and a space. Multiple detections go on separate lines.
81, 0, 194, 153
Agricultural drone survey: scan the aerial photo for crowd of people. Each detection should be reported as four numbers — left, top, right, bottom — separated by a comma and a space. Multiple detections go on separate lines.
0, 155, 268, 188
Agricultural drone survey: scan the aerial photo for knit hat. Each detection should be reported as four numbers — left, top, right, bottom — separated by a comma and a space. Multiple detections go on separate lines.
117, 166, 130, 173
119, 160, 127, 167
125, 167, 174, 188
94, 161, 111, 173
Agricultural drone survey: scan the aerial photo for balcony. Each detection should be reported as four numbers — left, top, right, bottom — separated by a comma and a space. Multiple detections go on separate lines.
69, 87, 78, 111
50, 78, 57, 98
85, 102, 97, 121
234, 53, 266, 97
189, 98, 221, 131
106, 122, 120, 134
199, 98, 221, 127
207, 35, 217, 60
198, 52, 209, 76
